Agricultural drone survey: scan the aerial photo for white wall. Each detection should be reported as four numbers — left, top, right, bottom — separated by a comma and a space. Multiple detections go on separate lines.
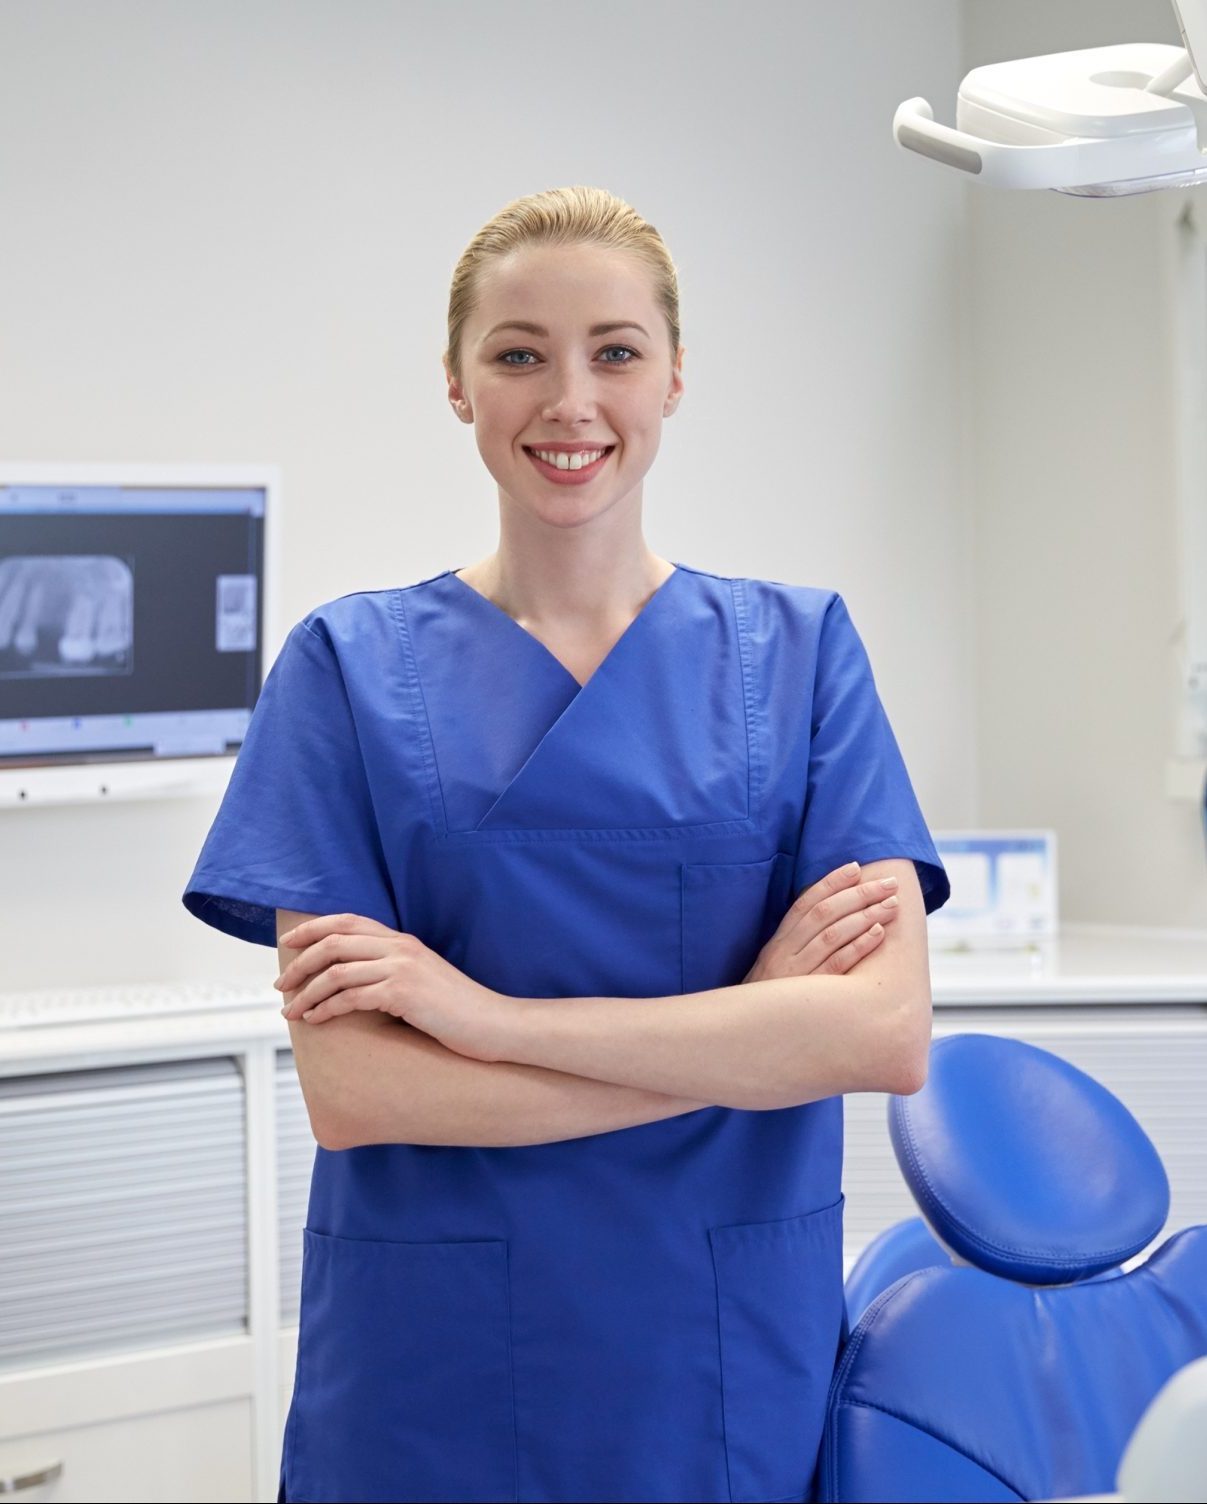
0, 0, 972, 988
962, 0, 1207, 927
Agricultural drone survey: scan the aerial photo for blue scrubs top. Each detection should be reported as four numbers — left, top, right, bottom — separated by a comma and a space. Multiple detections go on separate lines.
183, 561, 949, 1504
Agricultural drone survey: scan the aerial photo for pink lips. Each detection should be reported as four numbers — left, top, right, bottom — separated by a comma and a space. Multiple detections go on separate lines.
524, 446, 615, 484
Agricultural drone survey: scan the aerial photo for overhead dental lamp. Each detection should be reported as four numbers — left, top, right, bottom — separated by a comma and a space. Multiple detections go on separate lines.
894, 0, 1207, 195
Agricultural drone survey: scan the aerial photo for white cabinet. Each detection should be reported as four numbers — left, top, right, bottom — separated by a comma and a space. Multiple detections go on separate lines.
0, 1015, 296, 1504
275, 1054, 308, 1439
274, 1054, 311, 1327
0, 1344, 255, 1503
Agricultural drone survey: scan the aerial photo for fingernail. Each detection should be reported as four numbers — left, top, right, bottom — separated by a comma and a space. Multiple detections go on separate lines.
882, 895, 899, 907
302, 1009, 314, 1020
880, 877, 899, 888
843, 862, 859, 875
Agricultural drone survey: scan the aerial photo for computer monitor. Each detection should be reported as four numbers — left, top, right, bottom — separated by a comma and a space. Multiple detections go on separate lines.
0, 463, 282, 808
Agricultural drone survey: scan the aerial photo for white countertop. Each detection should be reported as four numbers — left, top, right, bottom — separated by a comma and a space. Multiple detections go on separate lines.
930, 923, 1207, 1005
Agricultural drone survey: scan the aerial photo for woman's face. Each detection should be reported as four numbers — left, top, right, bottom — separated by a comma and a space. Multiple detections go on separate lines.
447, 243, 684, 529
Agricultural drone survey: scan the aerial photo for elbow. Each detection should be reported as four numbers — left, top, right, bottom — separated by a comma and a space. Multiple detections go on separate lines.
310, 1088, 416, 1150
302, 1083, 365, 1150
884, 997, 932, 1097
889, 1049, 928, 1097
311, 1103, 358, 1151
286, 1016, 378, 1150
290, 1062, 358, 1149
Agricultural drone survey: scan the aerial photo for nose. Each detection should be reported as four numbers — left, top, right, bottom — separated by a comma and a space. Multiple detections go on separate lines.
540, 365, 601, 425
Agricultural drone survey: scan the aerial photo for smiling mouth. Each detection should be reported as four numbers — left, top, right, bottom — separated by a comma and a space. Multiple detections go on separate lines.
523, 445, 616, 473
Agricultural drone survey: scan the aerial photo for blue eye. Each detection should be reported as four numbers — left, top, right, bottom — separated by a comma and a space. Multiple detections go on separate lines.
498, 346, 638, 367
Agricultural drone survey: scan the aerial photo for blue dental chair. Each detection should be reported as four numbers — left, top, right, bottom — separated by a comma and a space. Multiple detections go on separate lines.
843, 1216, 952, 1331
819, 1033, 1207, 1502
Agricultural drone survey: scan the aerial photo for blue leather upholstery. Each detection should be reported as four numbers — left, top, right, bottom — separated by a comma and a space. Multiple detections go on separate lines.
888, 1035, 1169, 1281
820, 1034, 1207, 1502
844, 1217, 950, 1329
844, 1216, 1127, 1337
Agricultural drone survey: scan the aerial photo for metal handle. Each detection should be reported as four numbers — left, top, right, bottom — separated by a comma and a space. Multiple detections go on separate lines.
0, 1461, 63, 1494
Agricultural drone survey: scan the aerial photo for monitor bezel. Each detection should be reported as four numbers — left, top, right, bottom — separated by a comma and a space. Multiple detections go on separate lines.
0, 461, 283, 808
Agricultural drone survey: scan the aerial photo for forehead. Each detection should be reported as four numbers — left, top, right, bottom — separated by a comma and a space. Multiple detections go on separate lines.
474, 244, 655, 329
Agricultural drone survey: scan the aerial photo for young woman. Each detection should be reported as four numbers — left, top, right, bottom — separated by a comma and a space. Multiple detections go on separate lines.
184, 184, 950, 1504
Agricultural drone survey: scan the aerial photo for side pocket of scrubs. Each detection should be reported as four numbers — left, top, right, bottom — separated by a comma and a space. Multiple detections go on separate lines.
681, 850, 794, 994
709, 1194, 846, 1504
288, 1228, 517, 1504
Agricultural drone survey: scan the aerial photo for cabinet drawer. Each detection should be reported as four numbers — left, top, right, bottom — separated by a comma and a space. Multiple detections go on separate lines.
0, 1399, 253, 1503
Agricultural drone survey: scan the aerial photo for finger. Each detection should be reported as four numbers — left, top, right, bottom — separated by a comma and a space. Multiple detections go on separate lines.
278, 912, 398, 949
281, 963, 357, 1019
786, 876, 900, 952
804, 876, 900, 929
796, 901, 897, 971
793, 862, 862, 914
277, 912, 358, 949
778, 865, 865, 944
279, 968, 342, 1019
298, 983, 382, 1024
276, 933, 388, 995
823, 921, 886, 975
281, 959, 389, 1019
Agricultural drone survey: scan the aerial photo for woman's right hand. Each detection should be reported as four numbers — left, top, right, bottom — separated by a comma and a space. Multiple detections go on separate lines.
742, 862, 900, 982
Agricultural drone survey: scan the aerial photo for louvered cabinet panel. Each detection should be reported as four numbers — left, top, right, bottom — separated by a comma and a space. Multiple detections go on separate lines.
0, 1058, 247, 1370
842, 1006, 1207, 1265
274, 1050, 313, 1324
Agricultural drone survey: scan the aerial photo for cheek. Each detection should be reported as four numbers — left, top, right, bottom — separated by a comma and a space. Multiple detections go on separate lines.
473, 418, 516, 458
471, 380, 522, 427
617, 385, 665, 434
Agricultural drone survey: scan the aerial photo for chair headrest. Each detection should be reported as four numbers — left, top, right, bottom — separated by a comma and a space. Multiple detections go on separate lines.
888, 1033, 1169, 1283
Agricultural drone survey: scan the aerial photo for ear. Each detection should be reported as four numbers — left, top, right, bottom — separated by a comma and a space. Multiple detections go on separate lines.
664, 344, 685, 416
444, 361, 474, 424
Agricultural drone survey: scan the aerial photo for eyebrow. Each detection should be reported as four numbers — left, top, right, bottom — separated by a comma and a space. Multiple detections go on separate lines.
483, 320, 650, 341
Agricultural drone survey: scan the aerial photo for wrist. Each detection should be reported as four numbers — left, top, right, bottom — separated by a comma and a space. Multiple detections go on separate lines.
486, 992, 535, 1065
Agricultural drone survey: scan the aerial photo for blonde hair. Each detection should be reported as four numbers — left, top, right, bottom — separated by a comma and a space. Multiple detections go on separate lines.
444, 184, 681, 387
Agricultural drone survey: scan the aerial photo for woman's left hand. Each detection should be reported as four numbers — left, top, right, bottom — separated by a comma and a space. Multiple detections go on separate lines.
275, 914, 512, 1063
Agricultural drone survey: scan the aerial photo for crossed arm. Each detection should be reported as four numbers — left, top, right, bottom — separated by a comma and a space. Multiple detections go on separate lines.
279, 857, 932, 1151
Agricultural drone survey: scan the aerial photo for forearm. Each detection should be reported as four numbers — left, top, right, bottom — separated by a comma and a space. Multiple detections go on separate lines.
505, 973, 919, 1110
287, 1010, 714, 1150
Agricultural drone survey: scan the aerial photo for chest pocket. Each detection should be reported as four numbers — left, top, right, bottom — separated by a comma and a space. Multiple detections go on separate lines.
680, 850, 794, 995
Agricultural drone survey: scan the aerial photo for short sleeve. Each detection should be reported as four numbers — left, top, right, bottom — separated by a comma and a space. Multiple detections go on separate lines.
182, 617, 401, 948
795, 593, 951, 917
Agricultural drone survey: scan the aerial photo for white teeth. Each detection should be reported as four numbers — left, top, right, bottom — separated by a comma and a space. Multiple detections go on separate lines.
532, 448, 607, 470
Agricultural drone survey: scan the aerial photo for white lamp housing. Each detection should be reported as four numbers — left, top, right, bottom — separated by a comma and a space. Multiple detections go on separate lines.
895, 40, 1207, 197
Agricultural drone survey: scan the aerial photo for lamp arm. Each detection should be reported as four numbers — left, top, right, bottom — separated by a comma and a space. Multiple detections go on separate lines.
1165, 2, 1207, 94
